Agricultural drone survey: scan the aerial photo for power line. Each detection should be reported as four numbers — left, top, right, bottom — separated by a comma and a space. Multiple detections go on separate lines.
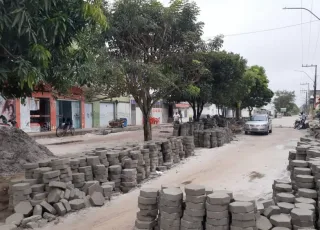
301, 0, 304, 65
308, 0, 314, 62
223, 20, 319, 37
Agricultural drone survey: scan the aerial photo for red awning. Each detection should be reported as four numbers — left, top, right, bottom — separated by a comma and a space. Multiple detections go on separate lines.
175, 103, 190, 108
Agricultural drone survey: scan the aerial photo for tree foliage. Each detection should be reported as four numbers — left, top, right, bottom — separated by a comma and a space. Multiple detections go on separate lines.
0, 0, 107, 98
273, 90, 298, 114
85, 0, 204, 140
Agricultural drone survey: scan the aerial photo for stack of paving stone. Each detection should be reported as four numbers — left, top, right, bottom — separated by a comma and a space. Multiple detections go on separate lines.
155, 141, 164, 166
78, 166, 93, 183
287, 149, 296, 171
180, 123, 189, 137
203, 131, 211, 148
210, 131, 218, 148
206, 191, 231, 230
108, 165, 122, 191
107, 152, 120, 166
51, 158, 72, 183
130, 150, 145, 183
173, 123, 180, 136
181, 184, 206, 230
24, 163, 39, 180
230, 201, 256, 230
176, 138, 185, 160
296, 145, 308, 160
162, 140, 173, 169
92, 164, 109, 183
182, 136, 195, 157
135, 188, 159, 230
120, 169, 137, 193
70, 159, 80, 173
10, 182, 32, 210
216, 129, 226, 147
141, 149, 151, 179
158, 186, 183, 230
72, 172, 85, 189
169, 137, 180, 164
193, 130, 200, 148
272, 180, 293, 201
95, 149, 110, 167
146, 142, 159, 172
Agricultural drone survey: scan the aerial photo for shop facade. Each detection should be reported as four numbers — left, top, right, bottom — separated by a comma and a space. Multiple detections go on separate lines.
14, 87, 85, 133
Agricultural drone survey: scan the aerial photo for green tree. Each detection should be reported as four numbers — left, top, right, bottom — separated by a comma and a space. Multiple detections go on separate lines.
86, 0, 204, 141
0, 0, 107, 98
241, 66, 274, 116
273, 90, 297, 114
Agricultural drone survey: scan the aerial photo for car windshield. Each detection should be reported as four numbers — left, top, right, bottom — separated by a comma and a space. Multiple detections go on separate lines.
251, 116, 267, 121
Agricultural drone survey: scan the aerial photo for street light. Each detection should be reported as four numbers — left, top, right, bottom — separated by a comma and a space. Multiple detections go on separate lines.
283, 7, 320, 20
294, 70, 315, 83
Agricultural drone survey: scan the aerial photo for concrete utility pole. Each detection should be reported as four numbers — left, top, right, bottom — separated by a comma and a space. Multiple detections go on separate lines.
301, 83, 310, 113
302, 65, 317, 110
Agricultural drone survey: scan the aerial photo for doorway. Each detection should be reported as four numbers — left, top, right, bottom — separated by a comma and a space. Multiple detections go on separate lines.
56, 100, 81, 129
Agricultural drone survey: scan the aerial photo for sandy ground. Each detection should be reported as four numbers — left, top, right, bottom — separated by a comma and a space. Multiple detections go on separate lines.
41, 116, 304, 230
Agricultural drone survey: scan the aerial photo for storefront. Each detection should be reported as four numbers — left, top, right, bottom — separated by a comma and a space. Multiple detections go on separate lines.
15, 86, 85, 132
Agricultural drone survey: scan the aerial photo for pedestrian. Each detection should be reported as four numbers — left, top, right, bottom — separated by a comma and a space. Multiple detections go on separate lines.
173, 112, 180, 124
178, 110, 183, 123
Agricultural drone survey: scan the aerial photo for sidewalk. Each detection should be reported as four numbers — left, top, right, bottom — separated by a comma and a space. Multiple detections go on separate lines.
28, 126, 143, 139
28, 124, 172, 139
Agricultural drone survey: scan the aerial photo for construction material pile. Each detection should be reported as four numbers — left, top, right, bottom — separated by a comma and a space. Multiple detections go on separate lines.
0, 126, 54, 175
134, 185, 263, 230
3, 137, 195, 229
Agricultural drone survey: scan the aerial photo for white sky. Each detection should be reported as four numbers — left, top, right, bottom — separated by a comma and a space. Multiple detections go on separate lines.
160, 0, 320, 106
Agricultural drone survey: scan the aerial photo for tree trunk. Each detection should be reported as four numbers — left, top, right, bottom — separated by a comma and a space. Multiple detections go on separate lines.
235, 101, 241, 120
248, 107, 253, 117
143, 112, 152, 141
195, 101, 204, 121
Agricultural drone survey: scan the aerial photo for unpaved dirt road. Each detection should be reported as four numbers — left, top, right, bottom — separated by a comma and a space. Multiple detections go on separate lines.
43, 117, 304, 230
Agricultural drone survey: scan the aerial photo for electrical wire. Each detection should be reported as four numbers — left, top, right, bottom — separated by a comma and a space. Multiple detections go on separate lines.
308, 0, 314, 62
301, 0, 304, 65
223, 20, 319, 37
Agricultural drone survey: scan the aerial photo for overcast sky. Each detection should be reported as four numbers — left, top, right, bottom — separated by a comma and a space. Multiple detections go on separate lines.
160, 0, 320, 105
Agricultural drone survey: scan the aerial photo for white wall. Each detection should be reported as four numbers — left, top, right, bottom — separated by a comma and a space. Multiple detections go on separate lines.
117, 102, 131, 125
136, 107, 143, 126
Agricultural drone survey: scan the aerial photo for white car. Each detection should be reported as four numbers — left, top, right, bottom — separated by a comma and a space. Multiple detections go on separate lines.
244, 114, 272, 135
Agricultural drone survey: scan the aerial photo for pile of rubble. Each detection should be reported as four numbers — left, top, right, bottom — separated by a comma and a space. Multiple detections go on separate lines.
3, 137, 195, 229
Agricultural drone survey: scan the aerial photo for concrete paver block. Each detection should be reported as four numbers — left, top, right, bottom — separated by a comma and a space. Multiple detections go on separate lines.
184, 208, 205, 217
138, 196, 157, 205
297, 188, 317, 199
276, 193, 295, 203
162, 188, 183, 201
43, 212, 56, 222
20, 215, 41, 227
294, 197, 316, 206
185, 202, 205, 210
47, 188, 62, 203
5, 213, 24, 226
206, 187, 213, 195
14, 201, 33, 216
274, 184, 292, 193
69, 199, 85, 210
90, 192, 105, 206
33, 205, 42, 216
185, 195, 206, 204
257, 216, 272, 230
0, 224, 19, 230
232, 211, 255, 221
87, 183, 103, 196
60, 199, 71, 212
294, 202, 315, 210
277, 202, 295, 214
232, 219, 256, 228
290, 208, 314, 222
261, 200, 275, 209
49, 181, 66, 190
12, 183, 30, 192
31, 184, 45, 193
184, 184, 205, 196
40, 201, 57, 215
37, 219, 48, 228
135, 220, 157, 229
270, 214, 292, 228
229, 202, 254, 214
206, 203, 228, 212
53, 202, 67, 216
139, 188, 159, 198
264, 206, 281, 218
206, 217, 229, 226
296, 175, 314, 183
25, 222, 39, 229
180, 218, 202, 228
207, 192, 231, 205
213, 190, 233, 199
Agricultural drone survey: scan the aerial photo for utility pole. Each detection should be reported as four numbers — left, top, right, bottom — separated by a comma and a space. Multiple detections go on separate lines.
302, 65, 317, 111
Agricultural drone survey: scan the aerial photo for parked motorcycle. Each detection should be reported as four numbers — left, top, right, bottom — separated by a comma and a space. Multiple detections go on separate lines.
294, 118, 308, 130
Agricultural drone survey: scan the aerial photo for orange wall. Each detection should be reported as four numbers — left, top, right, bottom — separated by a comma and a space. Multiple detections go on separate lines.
15, 91, 85, 130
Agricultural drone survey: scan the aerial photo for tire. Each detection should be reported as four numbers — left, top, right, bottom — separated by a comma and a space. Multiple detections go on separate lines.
56, 127, 64, 137
70, 128, 75, 136
245, 131, 249, 135
269, 129, 272, 134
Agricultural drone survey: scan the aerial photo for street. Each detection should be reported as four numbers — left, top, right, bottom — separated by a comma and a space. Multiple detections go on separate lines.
41, 117, 304, 230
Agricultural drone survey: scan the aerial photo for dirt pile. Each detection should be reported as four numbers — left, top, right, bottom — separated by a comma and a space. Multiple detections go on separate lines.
0, 126, 55, 176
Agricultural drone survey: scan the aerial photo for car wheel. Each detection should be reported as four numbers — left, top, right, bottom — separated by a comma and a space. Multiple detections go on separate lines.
245, 131, 249, 135
269, 129, 272, 134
